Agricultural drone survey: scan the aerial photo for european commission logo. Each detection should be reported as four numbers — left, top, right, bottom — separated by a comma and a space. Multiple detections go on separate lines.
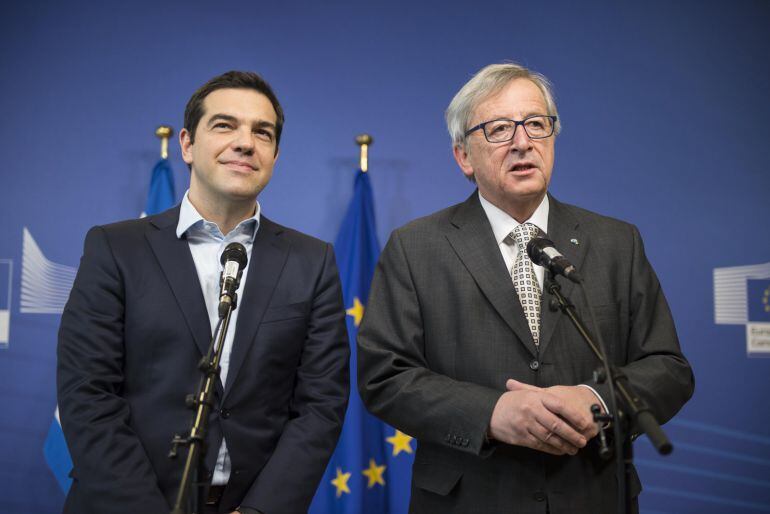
714, 262, 770, 356
0, 228, 77, 350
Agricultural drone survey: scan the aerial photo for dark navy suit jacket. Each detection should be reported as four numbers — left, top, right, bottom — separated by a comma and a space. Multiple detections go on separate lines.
58, 206, 349, 514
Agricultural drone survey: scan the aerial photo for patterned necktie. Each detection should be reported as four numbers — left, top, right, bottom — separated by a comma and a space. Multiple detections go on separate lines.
510, 223, 541, 345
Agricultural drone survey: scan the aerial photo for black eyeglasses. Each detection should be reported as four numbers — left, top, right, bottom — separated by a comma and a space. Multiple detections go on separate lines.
464, 115, 558, 143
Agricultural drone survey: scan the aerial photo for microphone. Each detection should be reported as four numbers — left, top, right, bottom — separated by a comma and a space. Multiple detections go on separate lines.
218, 242, 248, 318
527, 236, 583, 284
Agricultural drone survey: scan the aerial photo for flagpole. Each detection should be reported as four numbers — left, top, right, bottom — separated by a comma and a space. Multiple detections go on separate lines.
355, 134, 372, 172
156, 125, 173, 159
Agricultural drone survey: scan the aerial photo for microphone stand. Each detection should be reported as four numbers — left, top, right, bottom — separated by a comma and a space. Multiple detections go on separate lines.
545, 276, 672, 514
169, 284, 240, 514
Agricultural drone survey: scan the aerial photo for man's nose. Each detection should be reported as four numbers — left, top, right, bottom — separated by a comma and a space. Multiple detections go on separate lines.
510, 123, 533, 152
231, 127, 255, 154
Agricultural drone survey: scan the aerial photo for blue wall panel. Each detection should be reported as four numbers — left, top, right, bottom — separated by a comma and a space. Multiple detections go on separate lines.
1, 1, 768, 512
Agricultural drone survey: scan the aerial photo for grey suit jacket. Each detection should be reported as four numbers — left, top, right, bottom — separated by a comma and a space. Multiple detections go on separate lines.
358, 192, 694, 514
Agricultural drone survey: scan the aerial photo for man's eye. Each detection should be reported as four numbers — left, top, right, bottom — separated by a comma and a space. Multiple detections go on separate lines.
255, 129, 275, 141
213, 122, 232, 130
489, 123, 511, 134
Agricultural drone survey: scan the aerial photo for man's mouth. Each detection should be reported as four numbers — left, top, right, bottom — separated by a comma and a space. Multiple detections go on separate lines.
509, 162, 537, 173
221, 160, 256, 172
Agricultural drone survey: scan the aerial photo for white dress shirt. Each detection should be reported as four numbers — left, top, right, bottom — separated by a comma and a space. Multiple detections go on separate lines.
176, 190, 260, 485
477, 191, 609, 413
478, 191, 549, 287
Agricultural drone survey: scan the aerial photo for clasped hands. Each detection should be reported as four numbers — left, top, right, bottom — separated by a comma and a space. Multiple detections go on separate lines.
489, 379, 602, 456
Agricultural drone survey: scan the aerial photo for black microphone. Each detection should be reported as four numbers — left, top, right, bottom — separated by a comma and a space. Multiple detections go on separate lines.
527, 236, 583, 284
218, 242, 248, 318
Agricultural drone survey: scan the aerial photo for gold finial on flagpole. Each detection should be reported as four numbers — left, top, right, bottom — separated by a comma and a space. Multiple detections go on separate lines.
155, 125, 174, 159
355, 134, 373, 172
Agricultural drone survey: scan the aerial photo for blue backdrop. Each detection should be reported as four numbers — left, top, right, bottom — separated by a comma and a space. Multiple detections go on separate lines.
1, 1, 769, 513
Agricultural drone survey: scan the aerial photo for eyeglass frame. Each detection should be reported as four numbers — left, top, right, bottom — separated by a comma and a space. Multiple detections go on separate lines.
464, 114, 558, 143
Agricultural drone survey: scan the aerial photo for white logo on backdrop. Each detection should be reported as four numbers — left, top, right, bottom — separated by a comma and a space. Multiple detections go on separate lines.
0, 259, 12, 348
714, 262, 770, 355
20, 227, 77, 314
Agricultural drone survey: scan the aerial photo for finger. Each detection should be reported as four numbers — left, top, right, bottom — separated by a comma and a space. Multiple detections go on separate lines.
524, 429, 565, 455
577, 411, 601, 439
534, 409, 587, 449
533, 420, 581, 454
540, 393, 593, 434
525, 426, 575, 456
506, 379, 540, 392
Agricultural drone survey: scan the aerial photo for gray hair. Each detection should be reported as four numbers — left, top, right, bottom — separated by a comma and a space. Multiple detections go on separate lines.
445, 63, 561, 149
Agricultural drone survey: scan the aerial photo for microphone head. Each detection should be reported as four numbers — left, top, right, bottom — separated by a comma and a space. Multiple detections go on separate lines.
526, 236, 554, 266
220, 242, 248, 268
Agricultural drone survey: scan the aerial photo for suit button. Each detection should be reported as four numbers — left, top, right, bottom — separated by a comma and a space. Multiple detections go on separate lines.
529, 359, 540, 371
533, 491, 547, 502
220, 408, 230, 419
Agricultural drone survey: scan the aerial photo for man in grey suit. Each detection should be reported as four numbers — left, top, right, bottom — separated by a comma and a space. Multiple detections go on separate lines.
357, 63, 694, 513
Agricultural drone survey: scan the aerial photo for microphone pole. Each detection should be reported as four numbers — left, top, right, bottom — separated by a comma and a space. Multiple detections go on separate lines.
530, 237, 672, 514
546, 279, 673, 514
169, 243, 247, 514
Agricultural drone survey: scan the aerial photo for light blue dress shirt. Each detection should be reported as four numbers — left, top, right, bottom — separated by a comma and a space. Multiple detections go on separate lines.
176, 190, 260, 486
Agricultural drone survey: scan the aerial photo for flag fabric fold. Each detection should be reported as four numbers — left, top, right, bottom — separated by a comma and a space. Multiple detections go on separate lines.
310, 170, 391, 514
143, 158, 176, 217
43, 408, 73, 493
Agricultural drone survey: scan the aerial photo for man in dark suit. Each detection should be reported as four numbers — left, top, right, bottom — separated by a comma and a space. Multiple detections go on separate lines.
57, 71, 350, 514
357, 63, 694, 513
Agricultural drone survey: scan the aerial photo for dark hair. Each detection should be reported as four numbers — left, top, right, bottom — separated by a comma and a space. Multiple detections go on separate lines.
183, 70, 285, 154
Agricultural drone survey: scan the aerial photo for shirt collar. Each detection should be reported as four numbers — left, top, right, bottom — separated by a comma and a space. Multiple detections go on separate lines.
478, 191, 550, 244
176, 190, 260, 241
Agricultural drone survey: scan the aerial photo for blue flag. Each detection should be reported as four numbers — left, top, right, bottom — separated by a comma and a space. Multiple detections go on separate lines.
310, 170, 415, 513
44, 157, 177, 494
143, 158, 176, 216
43, 408, 73, 493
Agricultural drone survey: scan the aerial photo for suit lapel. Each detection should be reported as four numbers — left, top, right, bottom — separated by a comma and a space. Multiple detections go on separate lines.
537, 194, 589, 356
145, 207, 213, 360
223, 216, 290, 400
446, 192, 538, 358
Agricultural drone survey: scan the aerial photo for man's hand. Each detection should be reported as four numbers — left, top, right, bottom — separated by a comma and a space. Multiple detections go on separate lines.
537, 382, 604, 439
488, 379, 600, 455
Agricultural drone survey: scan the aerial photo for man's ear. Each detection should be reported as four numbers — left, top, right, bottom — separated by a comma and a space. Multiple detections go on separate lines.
452, 143, 474, 181
180, 128, 193, 165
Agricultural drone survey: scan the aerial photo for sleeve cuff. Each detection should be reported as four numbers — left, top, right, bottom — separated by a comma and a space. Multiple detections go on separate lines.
577, 384, 610, 426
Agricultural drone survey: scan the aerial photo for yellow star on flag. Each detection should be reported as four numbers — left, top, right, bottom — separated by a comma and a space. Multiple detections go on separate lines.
386, 429, 414, 456
331, 467, 351, 498
346, 297, 365, 327
361, 458, 387, 488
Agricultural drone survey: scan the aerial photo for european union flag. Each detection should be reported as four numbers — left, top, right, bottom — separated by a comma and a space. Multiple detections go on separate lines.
143, 157, 176, 216
310, 170, 409, 513
43, 408, 73, 493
